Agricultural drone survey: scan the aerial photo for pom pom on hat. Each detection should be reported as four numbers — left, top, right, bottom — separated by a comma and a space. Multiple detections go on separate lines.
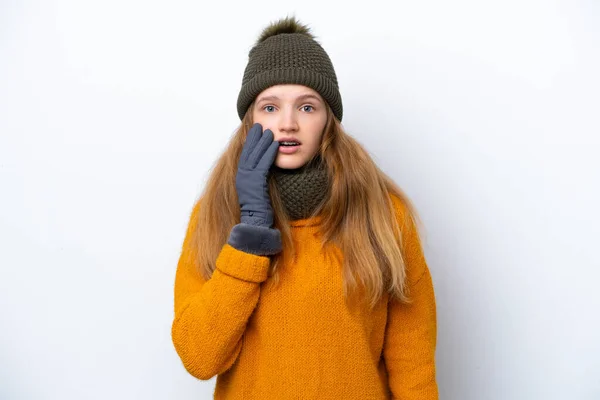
255, 15, 316, 44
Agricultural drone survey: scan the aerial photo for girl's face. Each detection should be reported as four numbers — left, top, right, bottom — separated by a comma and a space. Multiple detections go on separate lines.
252, 84, 327, 169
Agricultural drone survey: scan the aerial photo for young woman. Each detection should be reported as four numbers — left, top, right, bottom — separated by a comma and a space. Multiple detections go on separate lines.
171, 16, 438, 399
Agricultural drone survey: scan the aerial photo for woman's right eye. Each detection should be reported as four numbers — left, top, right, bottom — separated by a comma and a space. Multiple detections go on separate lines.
263, 105, 276, 112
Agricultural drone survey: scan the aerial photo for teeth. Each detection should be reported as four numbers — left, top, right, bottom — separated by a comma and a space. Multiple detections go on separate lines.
281, 141, 299, 145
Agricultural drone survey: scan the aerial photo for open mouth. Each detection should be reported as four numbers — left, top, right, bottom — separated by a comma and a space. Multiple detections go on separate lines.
279, 141, 301, 147
279, 142, 301, 153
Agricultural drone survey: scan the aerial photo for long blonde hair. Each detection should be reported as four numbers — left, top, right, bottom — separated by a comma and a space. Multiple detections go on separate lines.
191, 101, 423, 308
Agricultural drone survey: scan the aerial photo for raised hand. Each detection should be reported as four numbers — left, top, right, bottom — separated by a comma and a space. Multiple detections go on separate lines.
236, 123, 280, 227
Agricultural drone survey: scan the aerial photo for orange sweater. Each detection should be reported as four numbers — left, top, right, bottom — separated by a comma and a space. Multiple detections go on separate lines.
171, 195, 438, 399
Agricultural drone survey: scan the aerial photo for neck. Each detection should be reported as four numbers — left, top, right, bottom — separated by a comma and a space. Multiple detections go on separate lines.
271, 156, 329, 221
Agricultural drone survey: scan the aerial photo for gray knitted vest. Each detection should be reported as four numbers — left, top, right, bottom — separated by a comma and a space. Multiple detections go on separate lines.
271, 157, 329, 221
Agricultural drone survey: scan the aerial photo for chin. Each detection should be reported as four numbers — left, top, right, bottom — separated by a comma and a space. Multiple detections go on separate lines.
274, 156, 308, 170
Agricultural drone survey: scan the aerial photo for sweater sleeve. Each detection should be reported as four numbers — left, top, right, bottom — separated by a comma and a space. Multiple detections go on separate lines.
383, 197, 438, 399
171, 201, 272, 380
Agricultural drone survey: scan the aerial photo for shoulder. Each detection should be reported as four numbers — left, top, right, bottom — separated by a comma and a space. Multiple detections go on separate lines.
189, 195, 205, 221
388, 192, 414, 231
388, 192, 428, 286
181, 197, 203, 245
192, 197, 202, 217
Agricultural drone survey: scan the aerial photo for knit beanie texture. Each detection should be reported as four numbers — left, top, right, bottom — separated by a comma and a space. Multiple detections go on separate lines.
237, 16, 343, 121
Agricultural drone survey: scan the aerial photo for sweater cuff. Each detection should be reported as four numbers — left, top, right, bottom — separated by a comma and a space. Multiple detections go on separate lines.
216, 243, 272, 283
227, 223, 283, 256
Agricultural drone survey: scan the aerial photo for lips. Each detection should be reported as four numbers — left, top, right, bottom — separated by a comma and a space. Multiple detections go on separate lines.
277, 137, 302, 145
279, 145, 300, 154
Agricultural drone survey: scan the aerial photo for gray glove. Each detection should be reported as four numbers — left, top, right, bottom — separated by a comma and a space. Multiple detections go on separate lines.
227, 123, 282, 256
236, 123, 279, 227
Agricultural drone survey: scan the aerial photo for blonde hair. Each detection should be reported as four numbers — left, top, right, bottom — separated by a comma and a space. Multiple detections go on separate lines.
191, 101, 423, 309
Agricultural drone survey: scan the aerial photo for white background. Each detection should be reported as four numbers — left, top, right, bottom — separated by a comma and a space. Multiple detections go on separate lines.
1, 0, 599, 399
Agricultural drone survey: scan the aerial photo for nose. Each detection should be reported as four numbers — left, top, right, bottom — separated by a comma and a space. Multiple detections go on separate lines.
278, 107, 299, 133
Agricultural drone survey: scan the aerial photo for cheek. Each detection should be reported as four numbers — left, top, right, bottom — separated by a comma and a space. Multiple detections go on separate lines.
310, 118, 327, 140
251, 111, 261, 125
252, 113, 274, 132
307, 130, 324, 150
307, 112, 327, 134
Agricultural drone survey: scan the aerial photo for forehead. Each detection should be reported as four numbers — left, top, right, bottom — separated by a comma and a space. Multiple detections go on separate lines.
255, 84, 323, 101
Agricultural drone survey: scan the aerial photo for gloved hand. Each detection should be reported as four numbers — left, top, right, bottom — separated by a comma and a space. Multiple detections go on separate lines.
236, 123, 280, 227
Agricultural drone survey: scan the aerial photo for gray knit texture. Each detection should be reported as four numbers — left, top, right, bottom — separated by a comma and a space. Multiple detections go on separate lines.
237, 31, 343, 121
271, 158, 329, 221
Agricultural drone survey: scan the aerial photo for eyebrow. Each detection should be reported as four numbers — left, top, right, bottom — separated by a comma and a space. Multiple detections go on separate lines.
256, 94, 323, 104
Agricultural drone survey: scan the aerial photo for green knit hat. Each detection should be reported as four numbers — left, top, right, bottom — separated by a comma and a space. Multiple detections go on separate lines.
237, 16, 343, 121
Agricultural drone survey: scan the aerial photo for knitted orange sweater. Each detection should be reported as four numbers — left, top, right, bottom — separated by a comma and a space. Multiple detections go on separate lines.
171, 195, 438, 399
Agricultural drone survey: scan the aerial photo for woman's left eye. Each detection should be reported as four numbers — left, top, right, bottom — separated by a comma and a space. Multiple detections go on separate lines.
302, 105, 314, 112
